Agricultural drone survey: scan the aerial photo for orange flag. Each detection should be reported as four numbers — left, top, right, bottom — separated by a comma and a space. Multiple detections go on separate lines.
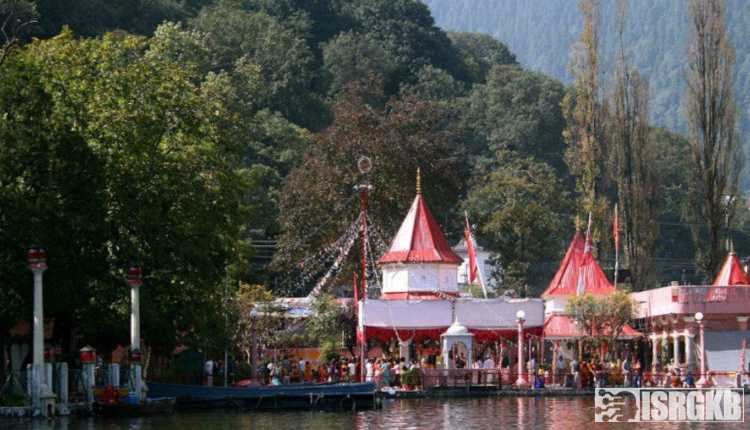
613, 203, 620, 251
464, 212, 479, 285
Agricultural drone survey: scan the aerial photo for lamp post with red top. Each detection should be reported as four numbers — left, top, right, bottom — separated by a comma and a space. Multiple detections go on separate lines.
127, 266, 145, 402
28, 246, 53, 413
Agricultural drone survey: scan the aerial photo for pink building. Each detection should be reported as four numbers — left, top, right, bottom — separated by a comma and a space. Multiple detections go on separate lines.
631, 251, 750, 386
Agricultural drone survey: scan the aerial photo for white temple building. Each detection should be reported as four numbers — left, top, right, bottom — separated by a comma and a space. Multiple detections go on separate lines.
358, 183, 544, 368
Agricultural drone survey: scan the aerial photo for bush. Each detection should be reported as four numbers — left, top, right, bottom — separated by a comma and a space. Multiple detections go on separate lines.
320, 339, 340, 364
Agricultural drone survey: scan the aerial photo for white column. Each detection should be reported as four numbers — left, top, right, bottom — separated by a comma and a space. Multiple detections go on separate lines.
130, 284, 141, 351
32, 269, 50, 413
672, 332, 681, 366
56, 363, 70, 415
684, 330, 694, 370
110, 363, 120, 388
130, 281, 143, 402
650, 334, 659, 372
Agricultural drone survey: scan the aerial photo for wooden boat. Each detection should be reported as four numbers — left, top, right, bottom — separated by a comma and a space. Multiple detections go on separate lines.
94, 397, 176, 417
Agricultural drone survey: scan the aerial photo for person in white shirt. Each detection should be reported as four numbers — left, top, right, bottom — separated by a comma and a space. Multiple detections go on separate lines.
482, 355, 496, 384
348, 360, 357, 380
204, 359, 215, 386
299, 359, 305, 374
365, 359, 374, 382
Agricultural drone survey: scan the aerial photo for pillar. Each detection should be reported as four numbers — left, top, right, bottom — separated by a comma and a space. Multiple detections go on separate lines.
650, 334, 659, 372
684, 330, 694, 370
32, 268, 47, 413
672, 332, 681, 366
56, 363, 70, 416
82, 362, 95, 408
110, 363, 120, 388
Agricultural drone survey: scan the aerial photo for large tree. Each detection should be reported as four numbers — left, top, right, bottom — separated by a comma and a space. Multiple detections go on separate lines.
0, 28, 250, 357
684, 0, 742, 277
465, 150, 571, 295
607, 1, 659, 291
562, 0, 608, 244
275, 79, 466, 296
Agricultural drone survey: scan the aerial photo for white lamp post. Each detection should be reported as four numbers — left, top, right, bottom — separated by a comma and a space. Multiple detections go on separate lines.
515, 310, 528, 388
694, 312, 710, 387
28, 246, 52, 414
127, 266, 145, 402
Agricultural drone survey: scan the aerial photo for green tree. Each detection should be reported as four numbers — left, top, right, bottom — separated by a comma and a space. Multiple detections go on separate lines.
684, 0, 743, 277
463, 64, 568, 173
607, 0, 659, 291
566, 290, 635, 359
275, 79, 467, 295
0, 28, 250, 357
562, 0, 609, 243
465, 150, 571, 295
448, 32, 517, 83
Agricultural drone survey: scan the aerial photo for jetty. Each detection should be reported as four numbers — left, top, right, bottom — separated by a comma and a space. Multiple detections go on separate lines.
148, 382, 380, 411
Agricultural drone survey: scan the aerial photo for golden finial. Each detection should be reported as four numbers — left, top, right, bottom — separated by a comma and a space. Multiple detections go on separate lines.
416, 167, 422, 194
575, 215, 581, 231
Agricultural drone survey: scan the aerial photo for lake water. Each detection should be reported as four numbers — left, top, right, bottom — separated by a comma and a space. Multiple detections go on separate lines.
4, 397, 748, 429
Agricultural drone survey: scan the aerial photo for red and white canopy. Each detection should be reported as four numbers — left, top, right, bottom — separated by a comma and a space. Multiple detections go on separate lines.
378, 193, 463, 265
712, 252, 750, 286
541, 231, 614, 297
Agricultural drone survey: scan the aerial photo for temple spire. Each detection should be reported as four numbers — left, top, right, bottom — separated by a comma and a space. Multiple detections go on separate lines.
416, 167, 422, 195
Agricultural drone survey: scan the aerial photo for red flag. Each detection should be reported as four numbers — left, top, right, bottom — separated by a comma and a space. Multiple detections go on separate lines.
464, 212, 479, 285
613, 203, 620, 251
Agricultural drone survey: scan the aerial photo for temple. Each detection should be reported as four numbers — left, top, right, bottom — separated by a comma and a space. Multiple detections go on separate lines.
359, 183, 544, 369
631, 251, 750, 386
541, 228, 641, 365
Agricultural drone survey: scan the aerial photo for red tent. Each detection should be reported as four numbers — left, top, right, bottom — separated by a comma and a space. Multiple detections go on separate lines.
712, 252, 750, 286
378, 193, 462, 265
706, 252, 750, 302
541, 232, 614, 297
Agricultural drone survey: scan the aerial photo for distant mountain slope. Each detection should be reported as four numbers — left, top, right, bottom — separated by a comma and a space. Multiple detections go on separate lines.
424, 0, 750, 143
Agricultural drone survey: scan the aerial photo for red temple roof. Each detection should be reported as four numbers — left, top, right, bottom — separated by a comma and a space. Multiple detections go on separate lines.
712, 252, 750, 286
378, 193, 463, 265
541, 232, 615, 297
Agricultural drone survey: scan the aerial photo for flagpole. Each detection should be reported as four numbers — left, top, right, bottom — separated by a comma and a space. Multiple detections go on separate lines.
465, 211, 488, 298
613, 204, 619, 289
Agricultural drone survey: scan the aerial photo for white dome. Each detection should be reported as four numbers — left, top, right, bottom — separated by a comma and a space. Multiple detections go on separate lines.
443, 320, 471, 336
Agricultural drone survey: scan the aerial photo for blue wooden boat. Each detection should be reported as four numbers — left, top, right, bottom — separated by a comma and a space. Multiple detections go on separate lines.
148, 382, 379, 411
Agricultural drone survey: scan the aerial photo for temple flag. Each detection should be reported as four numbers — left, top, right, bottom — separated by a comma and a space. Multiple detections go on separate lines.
613, 204, 620, 251
464, 212, 479, 285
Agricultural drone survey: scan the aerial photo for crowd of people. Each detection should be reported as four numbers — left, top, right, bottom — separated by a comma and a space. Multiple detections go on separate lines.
257, 355, 359, 385
202, 351, 702, 391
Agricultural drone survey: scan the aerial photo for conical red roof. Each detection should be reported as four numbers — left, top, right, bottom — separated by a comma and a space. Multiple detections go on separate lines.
542, 232, 614, 297
378, 193, 463, 265
712, 252, 750, 286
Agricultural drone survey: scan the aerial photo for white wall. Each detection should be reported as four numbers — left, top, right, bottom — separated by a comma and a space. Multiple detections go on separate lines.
382, 263, 458, 294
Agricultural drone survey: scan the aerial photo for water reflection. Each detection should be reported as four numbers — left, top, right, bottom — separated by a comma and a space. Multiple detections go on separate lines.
3, 397, 748, 430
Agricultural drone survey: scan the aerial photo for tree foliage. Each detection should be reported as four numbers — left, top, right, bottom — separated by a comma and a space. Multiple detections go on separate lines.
465, 150, 571, 295
606, 1, 659, 291
566, 290, 635, 358
684, 0, 742, 277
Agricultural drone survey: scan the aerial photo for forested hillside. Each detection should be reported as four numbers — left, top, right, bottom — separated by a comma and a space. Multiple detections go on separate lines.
424, 0, 750, 151
0, 0, 742, 358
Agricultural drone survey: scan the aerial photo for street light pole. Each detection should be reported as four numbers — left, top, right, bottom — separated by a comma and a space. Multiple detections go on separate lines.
515, 310, 528, 388
695, 312, 710, 387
